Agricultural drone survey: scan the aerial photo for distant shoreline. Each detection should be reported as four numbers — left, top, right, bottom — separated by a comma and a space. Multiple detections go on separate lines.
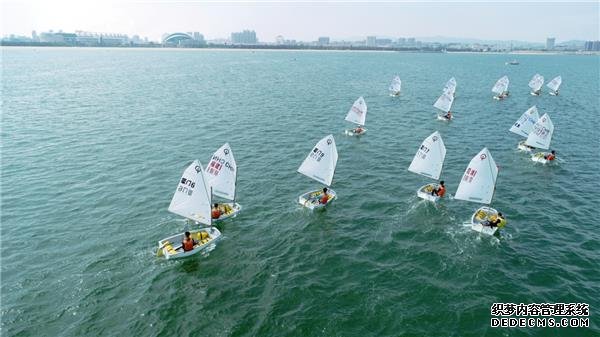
1, 41, 594, 55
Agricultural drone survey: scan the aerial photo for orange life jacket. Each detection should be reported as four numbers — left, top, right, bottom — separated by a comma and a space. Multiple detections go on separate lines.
182, 238, 194, 252
211, 208, 221, 219
546, 154, 555, 161
320, 194, 329, 204
437, 186, 446, 197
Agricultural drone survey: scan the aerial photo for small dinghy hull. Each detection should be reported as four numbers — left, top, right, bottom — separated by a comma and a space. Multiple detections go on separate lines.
530, 91, 541, 96
213, 202, 242, 222
437, 114, 452, 122
416, 183, 441, 202
470, 206, 501, 236
158, 227, 222, 260
298, 189, 337, 209
531, 152, 549, 164
549, 91, 558, 96
345, 128, 367, 136
517, 141, 534, 152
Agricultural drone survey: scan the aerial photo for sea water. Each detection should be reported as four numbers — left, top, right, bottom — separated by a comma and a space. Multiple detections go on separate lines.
2, 47, 599, 336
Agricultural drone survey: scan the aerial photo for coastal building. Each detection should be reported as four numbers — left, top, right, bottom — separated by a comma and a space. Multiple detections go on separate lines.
231, 30, 257, 44
162, 32, 205, 47
376, 38, 392, 47
366, 36, 377, 47
546, 37, 555, 50
584, 40, 600, 51
317, 37, 330, 46
39, 31, 77, 44
407, 38, 416, 46
397, 37, 406, 45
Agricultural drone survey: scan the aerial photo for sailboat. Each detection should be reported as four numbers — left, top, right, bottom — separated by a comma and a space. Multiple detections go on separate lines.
444, 77, 457, 97
157, 160, 222, 259
528, 73, 544, 96
389, 76, 402, 96
344, 96, 368, 136
434, 91, 454, 121
454, 148, 504, 236
509, 106, 540, 152
526, 113, 555, 164
408, 131, 447, 202
206, 143, 242, 221
297, 135, 338, 209
492, 76, 510, 100
547, 76, 562, 95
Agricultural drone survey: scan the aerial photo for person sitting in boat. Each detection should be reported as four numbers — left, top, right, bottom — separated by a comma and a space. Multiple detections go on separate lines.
320, 187, 330, 205
211, 203, 222, 219
353, 125, 364, 134
443, 111, 452, 120
182, 231, 197, 252
482, 212, 504, 228
544, 150, 556, 161
431, 181, 446, 197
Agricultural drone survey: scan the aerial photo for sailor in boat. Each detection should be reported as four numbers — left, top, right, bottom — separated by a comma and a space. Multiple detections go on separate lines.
532, 89, 541, 96
443, 111, 452, 120
431, 181, 446, 197
211, 203, 222, 219
320, 187, 330, 205
182, 231, 198, 252
353, 125, 365, 134
482, 213, 505, 228
544, 150, 556, 161
499, 91, 509, 99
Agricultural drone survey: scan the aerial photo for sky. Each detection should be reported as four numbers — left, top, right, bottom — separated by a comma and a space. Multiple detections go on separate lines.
1, 1, 599, 43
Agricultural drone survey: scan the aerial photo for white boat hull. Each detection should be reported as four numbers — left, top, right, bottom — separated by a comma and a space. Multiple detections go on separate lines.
298, 189, 337, 209
389, 92, 401, 97
549, 91, 558, 96
416, 183, 440, 202
345, 128, 367, 136
212, 202, 242, 222
437, 114, 452, 122
470, 206, 500, 235
158, 227, 222, 260
531, 152, 549, 164
530, 91, 541, 96
517, 141, 535, 153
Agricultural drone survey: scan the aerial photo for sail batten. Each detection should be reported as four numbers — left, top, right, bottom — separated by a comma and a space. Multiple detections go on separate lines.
298, 135, 338, 186
345, 97, 367, 126
408, 131, 446, 180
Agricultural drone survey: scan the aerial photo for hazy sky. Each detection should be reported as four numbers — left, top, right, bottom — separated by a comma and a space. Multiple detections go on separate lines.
1, 1, 598, 42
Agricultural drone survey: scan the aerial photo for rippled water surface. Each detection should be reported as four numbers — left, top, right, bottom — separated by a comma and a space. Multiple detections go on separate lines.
2, 47, 599, 336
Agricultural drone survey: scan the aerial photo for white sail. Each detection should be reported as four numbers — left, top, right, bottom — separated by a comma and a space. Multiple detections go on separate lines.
525, 113, 554, 150
454, 148, 498, 205
345, 96, 367, 126
528, 74, 544, 92
168, 160, 212, 225
298, 135, 338, 186
492, 76, 509, 94
547, 76, 562, 92
509, 106, 540, 137
433, 91, 454, 113
206, 143, 236, 201
389, 76, 402, 93
408, 131, 446, 180
444, 77, 457, 95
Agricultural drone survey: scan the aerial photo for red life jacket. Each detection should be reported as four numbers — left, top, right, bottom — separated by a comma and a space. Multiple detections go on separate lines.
211, 208, 221, 219
182, 238, 194, 252
320, 194, 329, 204
437, 186, 446, 197
547, 154, 555, 161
